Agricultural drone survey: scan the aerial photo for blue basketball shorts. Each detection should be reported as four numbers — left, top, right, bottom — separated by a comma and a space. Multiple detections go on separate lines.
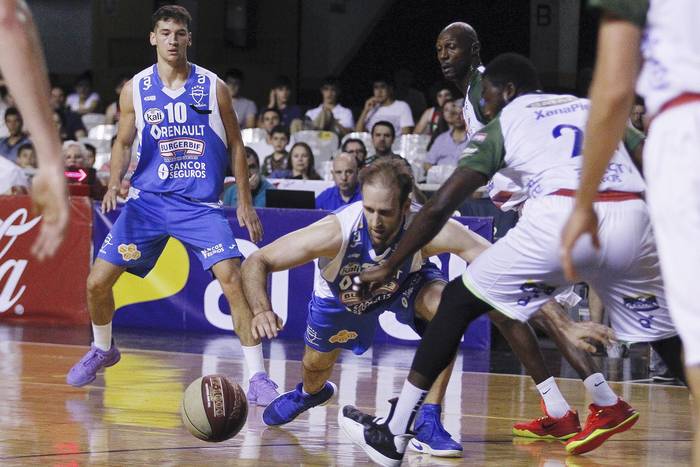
304, 263, 446, 355
97, 189, 243, 277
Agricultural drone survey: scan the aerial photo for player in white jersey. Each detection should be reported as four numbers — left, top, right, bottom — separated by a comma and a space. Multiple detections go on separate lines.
435, 21, 678, 442
242, 158, 612, 458
339, 54, 681, 465
561, 1, 700, 464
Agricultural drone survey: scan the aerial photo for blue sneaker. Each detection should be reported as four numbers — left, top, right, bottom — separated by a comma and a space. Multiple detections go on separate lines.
408, 403, 463, 457
262, 381, 337, 426
66, 339, 121, 387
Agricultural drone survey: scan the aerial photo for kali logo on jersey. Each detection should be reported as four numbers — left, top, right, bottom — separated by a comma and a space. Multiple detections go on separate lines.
329, 330, 358, 344
190, 85, 207, 106
159, 138, 205, 158
144, 108, 165, 125
623, 295, 660, 312
99, 233, 113, 254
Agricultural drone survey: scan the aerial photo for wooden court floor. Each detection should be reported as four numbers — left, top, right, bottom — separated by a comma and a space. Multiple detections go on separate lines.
0, 336, 691, 466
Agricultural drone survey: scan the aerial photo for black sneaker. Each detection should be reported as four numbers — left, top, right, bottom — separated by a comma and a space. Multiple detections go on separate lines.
338, 400, 410, 467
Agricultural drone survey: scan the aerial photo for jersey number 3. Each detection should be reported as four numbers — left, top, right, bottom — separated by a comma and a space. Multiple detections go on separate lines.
552, 124, 583, 158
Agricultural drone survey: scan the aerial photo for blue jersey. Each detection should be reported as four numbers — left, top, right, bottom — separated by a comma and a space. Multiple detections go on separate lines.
130, 64, 228, 203
312, 202, 430, 315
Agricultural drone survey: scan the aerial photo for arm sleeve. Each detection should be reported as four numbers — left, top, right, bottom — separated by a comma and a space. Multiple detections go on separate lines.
457, 118, 506, 178
588, 0, 649, 28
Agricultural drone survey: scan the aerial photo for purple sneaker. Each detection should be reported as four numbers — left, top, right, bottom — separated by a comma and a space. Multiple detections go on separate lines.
247, 372, 280, 406
66, 340, 121, 387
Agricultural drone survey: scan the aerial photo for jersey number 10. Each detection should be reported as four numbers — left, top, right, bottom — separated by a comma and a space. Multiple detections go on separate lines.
164, 102, 187, 124
552, 124, 583, 158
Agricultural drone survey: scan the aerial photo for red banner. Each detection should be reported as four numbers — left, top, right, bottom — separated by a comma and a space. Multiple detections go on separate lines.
0, 195, 92, 325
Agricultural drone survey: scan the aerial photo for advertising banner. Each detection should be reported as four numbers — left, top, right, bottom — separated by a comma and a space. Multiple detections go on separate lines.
93, 205, 493, 350
0, 196, 91, 325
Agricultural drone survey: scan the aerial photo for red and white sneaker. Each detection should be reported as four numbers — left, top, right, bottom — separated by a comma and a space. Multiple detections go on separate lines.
512, 400, 581, 440
565, 398, 639, 455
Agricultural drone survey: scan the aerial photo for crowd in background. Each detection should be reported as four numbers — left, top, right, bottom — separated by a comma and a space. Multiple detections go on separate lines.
0, 67, 648, 214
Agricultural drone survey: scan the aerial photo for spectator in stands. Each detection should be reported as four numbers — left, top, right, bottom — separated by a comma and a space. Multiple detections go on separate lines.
366, 121, 399, 164
414, 82, 453, 135
305, 76, 354, 136
356, 75, 414, 136
341, 138, 368, 167
16, 142, 36, 169
63, 140, 87, 168
423, 98, 469, 173
267, 75, 303, 130
66, 73, 100, 115
393, 68, 427, 122
51, 110, 69, 141
49, 85, 87, 140
84, 142, 96, 169
315, 152, 361, 210
104, 75, 128, 124
225, 68, 257, 129
260, 107, 281, 135
223, 147, 273, 208
271, 142, 321, 180
0, 107, 30, 162
630, 95, 646, 133
261, 125, 290, 176
0, 155, 28, 194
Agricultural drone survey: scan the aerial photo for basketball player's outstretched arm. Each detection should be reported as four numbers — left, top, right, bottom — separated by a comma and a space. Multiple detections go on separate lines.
102, 80, 136, 213
217, 79, 263, 243
0, 0, 69, 260
241, 216, 343, 339
360, 165, 487, 286
561, 13, 642, 280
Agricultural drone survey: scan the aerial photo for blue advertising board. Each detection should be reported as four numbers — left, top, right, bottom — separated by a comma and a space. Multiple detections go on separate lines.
93, 205, 493, 350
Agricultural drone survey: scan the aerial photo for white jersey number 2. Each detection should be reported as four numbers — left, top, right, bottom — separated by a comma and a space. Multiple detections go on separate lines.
552, 124, 583, 158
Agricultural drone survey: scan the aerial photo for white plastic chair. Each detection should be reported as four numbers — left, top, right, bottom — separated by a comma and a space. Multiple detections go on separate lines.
291, 130, 339, 166
397, 134, 431, 163
82, 113, 106, 131
241, 128, 268, 145
87, 124, 117, 141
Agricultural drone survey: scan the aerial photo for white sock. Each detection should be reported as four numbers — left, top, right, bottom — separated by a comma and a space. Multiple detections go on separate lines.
92, 322, 112, 351
242, 344, 266, 377
536, 376, 570, 418
583, 373, 618, 406
388, 381, 427, 435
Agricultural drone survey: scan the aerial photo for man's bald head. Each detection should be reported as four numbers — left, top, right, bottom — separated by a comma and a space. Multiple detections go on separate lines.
332, 152, 359, 197
440, 22, 478, 45
436, 21, 481, 84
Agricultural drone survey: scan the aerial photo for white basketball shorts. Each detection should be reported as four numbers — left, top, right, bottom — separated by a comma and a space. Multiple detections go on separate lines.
462, 195, 677, 343
645, 101, 700, 365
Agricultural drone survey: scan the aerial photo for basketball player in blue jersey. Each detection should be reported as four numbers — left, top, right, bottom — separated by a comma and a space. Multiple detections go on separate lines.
241, 158, 610, 458
66, 5, 280, 407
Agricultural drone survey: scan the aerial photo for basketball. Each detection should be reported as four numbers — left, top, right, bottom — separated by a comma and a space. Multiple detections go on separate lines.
180, 374, 248, 442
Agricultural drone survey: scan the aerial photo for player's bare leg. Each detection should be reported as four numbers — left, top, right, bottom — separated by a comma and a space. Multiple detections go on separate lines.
262, 345, 339, 426
409, 281, 463, 457
86, 258, 126, 325
302, 346, 341, 394
212, 258, 279, 406
66, 259, 125, 387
